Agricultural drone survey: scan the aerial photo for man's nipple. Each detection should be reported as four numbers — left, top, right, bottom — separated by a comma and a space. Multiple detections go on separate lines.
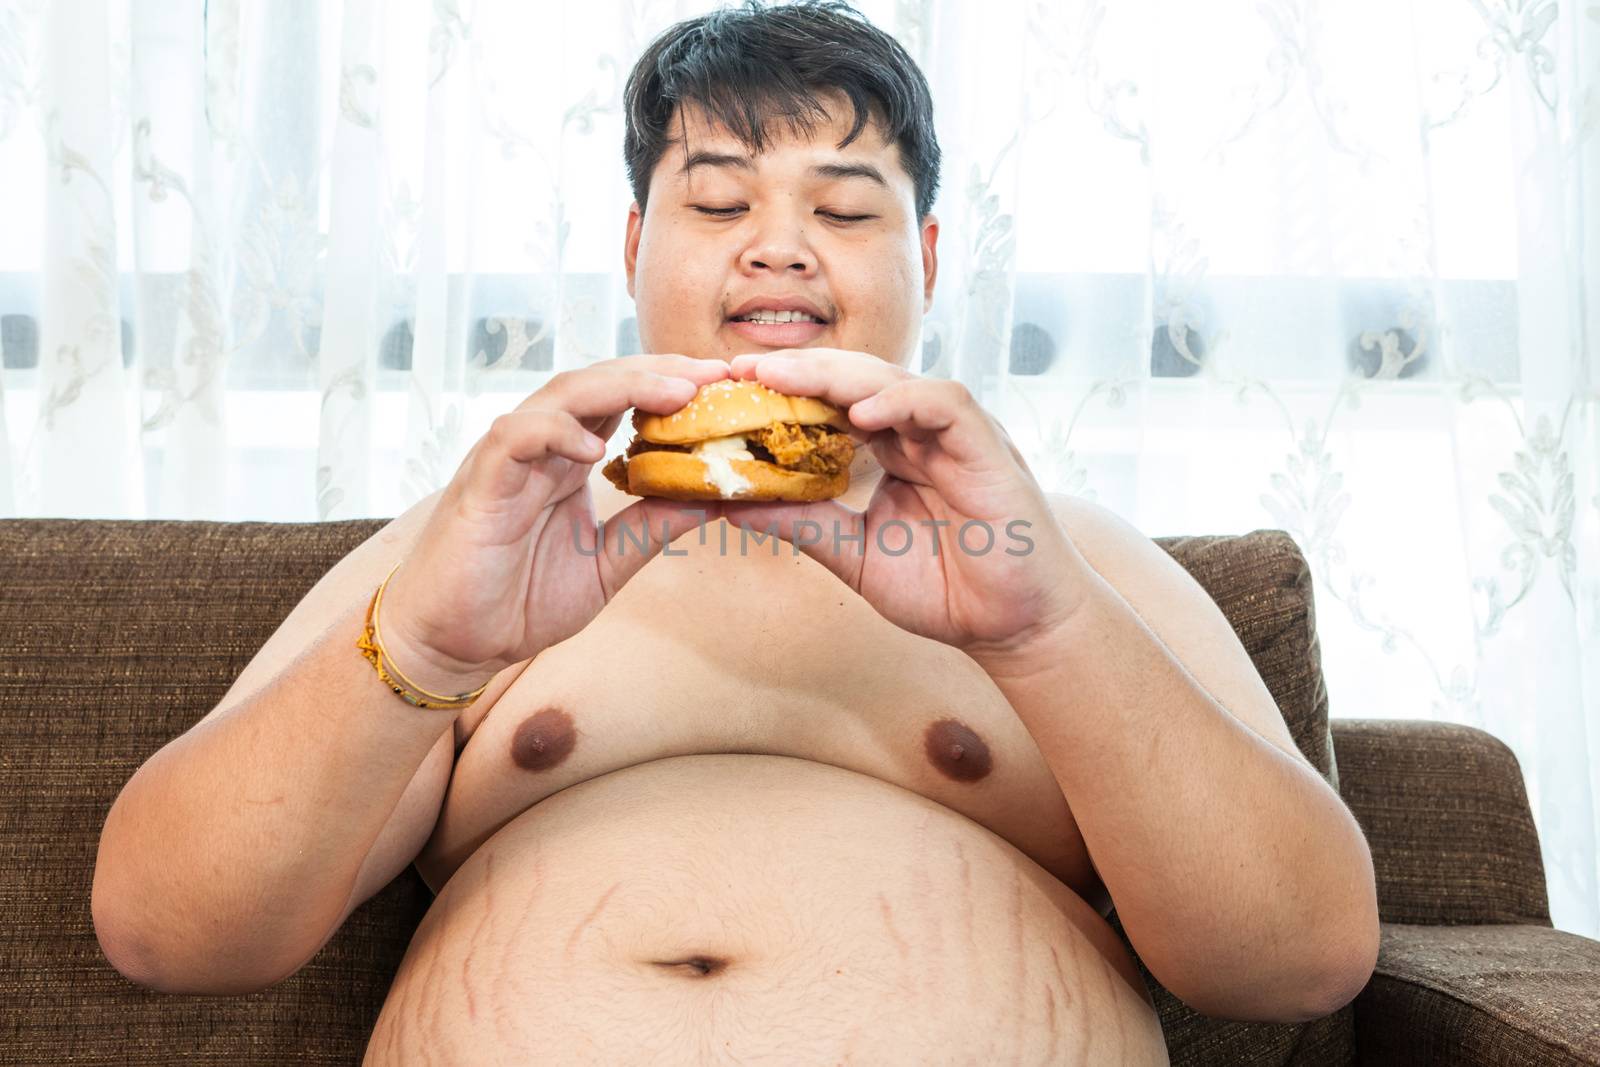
511, 706, 578, 772
923, 717, 992, 782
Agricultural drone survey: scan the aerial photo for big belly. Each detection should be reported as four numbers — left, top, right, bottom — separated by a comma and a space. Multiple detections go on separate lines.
366, 754, 1168, 1067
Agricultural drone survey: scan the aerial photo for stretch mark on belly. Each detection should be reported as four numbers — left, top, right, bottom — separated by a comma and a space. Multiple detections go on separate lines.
564, 880, 621, 959
877, 893, 910, 961
923, 717, 992, 782
651, 955, 730, 977
511, 706, 578, 772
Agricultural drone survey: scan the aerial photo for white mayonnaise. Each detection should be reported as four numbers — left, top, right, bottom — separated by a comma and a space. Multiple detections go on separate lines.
692, 434, 754, 496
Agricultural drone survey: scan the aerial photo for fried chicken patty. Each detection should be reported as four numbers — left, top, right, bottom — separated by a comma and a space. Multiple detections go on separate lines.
601, 423, 854, 493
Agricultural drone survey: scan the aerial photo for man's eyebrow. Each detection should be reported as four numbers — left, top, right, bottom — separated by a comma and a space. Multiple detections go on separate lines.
808, 161, 889, 188
678, 150, 757, 176
676, 150, 889, 189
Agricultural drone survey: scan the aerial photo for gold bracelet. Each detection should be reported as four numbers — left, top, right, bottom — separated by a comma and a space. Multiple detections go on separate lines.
356, 561, 489, 710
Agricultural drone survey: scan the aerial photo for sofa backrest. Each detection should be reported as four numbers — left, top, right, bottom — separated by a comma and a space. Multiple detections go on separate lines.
0, 519, 1346, 1066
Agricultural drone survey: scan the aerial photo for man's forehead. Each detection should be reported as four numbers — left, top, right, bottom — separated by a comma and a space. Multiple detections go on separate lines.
663, 101, 904, 188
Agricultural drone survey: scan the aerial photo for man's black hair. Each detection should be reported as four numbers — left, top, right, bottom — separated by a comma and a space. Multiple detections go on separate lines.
623, 0, 942, 220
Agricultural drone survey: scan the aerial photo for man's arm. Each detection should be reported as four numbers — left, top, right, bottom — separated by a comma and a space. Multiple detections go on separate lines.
91, 491, 516, 994
979, 494, 1379, 1023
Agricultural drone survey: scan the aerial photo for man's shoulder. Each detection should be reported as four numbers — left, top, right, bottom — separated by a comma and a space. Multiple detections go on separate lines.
1041, 492, 1156, 570
1039, 491, 1306, 761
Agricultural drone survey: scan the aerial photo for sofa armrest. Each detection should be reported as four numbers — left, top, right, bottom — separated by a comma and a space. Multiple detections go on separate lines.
1354, 923, 1600, 1066
1331, 719, 1550, 926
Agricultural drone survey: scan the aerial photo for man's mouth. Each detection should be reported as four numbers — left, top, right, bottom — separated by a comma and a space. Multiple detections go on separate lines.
725, 309, 829, 345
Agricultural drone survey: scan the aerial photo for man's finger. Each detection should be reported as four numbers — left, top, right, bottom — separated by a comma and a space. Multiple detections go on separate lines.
734, 350, 909, 413
850, 379, 995, 466
538, 368, 704, 420
608, 352, 731, 383
466, 409, 599, 500
517, 355, 727, 420
870, 434, 931, 487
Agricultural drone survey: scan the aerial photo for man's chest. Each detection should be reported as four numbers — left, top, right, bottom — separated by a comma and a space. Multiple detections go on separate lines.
418, 519, 1105, 910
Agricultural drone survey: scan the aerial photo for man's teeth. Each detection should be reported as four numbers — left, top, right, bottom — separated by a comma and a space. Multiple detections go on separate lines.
735, 310, 821, 324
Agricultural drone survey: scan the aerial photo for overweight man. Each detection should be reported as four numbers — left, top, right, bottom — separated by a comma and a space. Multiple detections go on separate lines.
92, 3, 1378, 1063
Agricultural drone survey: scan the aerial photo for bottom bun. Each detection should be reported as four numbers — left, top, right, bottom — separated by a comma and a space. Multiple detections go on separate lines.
625, 450, 848, 502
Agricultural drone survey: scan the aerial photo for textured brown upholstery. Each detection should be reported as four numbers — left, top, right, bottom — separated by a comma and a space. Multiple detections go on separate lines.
1355, 924, 1600, 1066
1336, 719, 1600, 1065
0, 519, 423, 1066
1, 518, 1596, 1065
1333, 719, 1550, 928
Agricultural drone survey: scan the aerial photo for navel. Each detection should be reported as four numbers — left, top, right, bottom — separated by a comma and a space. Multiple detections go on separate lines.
510, 706, 578, 772
651, 955, 730, 977
923, 717, 992, 782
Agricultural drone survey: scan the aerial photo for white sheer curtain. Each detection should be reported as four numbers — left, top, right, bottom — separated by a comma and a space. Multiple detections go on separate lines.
1, 0, 1596, 936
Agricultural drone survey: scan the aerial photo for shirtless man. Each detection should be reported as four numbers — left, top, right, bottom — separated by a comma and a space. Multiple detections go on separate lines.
92, 3, 1379, 1063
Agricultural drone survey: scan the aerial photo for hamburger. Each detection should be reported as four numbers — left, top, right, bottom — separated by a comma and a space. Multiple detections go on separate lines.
601, 378, 856, 501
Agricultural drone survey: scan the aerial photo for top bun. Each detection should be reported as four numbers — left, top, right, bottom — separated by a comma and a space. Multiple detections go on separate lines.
635, 377, 851, 444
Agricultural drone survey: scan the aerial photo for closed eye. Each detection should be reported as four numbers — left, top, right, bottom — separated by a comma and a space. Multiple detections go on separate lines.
690, 206, 876, 223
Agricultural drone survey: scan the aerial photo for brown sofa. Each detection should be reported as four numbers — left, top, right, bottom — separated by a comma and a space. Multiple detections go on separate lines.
2, 518, 1597, 1065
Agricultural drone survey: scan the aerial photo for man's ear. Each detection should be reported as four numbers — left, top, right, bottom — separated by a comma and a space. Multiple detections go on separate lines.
624, 201, 643, 298
920, 214, 939, 314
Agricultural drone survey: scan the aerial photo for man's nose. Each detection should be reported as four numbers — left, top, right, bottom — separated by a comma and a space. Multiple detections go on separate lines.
738, 217, 817, 275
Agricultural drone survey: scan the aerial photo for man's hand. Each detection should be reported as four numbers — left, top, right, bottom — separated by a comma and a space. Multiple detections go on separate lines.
382, 353, 731, 697
720, 348, 1091, 659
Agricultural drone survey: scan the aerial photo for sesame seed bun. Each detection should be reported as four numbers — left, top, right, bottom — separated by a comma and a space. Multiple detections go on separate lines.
634, 378, 850, 444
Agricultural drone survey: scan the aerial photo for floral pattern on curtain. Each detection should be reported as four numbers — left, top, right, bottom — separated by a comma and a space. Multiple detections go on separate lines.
0, 0, 1596, 935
